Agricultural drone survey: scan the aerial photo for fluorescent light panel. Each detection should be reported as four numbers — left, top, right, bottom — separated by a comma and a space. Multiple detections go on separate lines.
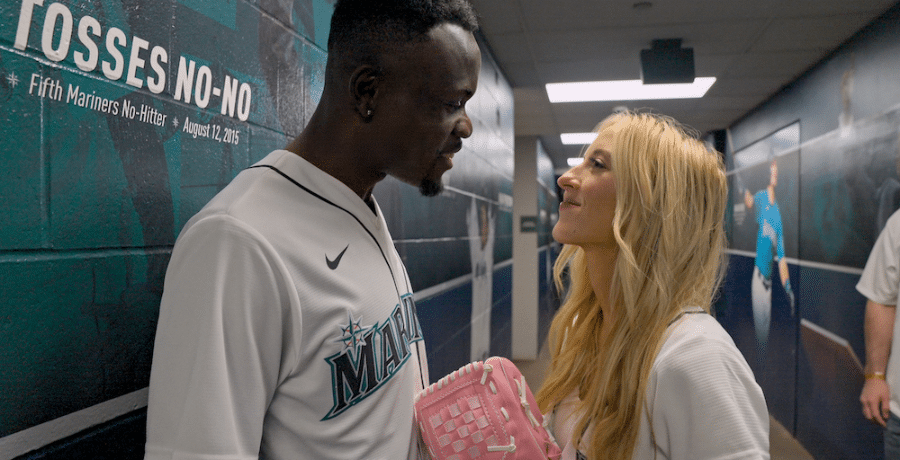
546, 77, 716, 103
567, 157, 583, 167
560, 132, 598, 145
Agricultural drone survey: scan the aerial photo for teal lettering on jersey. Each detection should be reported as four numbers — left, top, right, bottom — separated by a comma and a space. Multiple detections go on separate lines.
323, 295, 423, 420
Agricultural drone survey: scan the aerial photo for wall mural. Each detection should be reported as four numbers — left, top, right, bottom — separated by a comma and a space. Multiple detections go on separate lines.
0, 1, 538, 457
731, 123, 799, 363
721, 108, 900, 459
721, 124, 800, 435
795, 108, 899, 460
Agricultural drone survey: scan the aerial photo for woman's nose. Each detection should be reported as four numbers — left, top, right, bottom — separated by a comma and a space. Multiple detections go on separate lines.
558, 169, 578, 188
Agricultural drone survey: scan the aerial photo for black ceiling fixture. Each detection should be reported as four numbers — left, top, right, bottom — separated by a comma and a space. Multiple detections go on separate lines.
640, 38, 695, 84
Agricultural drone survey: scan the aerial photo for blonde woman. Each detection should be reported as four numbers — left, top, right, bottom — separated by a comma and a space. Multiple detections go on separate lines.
537, 111, 769, 459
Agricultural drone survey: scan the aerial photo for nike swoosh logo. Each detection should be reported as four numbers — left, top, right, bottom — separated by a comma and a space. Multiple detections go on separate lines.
326, 245, 349, 270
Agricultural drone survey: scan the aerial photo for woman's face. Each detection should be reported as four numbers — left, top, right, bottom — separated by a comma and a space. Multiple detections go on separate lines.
553, 132, 618, 249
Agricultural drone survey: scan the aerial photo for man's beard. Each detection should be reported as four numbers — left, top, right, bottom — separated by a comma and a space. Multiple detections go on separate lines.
419, 178, 443, 197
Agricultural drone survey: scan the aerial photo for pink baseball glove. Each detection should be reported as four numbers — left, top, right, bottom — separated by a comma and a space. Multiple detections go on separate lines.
414, 356, 562, 460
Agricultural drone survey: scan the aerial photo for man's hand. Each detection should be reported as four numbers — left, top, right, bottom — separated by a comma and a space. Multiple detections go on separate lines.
861, 377, 891, 427
861, 300, 896, 427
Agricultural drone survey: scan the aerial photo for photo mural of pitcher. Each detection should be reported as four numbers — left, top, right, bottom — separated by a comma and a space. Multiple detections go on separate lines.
467, 196, 495, 361
744, 157, 795, 358
721, 123, 800, 429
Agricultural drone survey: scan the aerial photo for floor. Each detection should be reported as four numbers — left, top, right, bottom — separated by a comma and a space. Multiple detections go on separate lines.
513, 340, 816, 460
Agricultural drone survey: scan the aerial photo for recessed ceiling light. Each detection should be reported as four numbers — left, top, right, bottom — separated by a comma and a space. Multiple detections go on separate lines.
546, 77, 716, 103
561, 132, 598, 145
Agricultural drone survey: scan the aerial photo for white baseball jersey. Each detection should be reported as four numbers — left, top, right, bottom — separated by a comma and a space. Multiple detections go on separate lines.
145, 150, 428, 460
550, 312, 769, 459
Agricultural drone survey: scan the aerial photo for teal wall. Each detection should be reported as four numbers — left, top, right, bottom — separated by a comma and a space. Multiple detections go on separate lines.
0, 1, 554, 457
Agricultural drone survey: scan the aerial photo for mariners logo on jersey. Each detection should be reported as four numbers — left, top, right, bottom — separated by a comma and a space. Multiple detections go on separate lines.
323, 294, 423, 420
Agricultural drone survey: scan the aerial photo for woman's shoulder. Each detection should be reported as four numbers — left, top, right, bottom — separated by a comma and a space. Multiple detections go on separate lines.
642, 312, 769, 459
653, 312, 747, 376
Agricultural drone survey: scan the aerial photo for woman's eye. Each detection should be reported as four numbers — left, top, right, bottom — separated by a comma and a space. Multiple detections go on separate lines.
591, 158, 605, 169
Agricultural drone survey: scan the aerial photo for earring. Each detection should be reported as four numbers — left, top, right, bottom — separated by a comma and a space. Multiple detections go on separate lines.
366, 109, 373, 117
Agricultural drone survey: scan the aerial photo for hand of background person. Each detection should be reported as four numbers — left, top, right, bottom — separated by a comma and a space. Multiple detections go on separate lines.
860, 378, 891, 427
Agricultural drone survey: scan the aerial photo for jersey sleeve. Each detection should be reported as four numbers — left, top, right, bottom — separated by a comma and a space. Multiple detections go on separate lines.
647, 332, 770, 460
858, 210, 900, 305
753, 190, 765, 223
773, 207, 786, 261
145, 215, 300, 460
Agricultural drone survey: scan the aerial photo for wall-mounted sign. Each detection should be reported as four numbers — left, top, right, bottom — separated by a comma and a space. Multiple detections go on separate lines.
520, 216, 537, 233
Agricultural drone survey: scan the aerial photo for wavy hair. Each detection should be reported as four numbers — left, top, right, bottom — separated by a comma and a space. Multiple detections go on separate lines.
536, 111, 728, 460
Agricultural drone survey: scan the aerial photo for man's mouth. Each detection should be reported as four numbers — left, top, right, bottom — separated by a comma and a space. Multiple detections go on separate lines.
443, 142, 463, 156
435, 151, 454, 170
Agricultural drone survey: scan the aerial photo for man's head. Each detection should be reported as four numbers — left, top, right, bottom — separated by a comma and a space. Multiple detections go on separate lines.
328, 0, 479, 71
325, 0, 481, 197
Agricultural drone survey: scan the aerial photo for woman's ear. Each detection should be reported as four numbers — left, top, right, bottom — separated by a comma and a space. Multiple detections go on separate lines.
349, 65, 380, 121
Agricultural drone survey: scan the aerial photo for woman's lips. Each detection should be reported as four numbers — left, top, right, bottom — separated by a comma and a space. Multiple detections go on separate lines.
559, 200, 579, 211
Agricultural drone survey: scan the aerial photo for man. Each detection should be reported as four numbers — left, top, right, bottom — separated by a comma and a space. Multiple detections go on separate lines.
858, 208, 900, 458
744, 157, 794, 358
143, 1, 481, 459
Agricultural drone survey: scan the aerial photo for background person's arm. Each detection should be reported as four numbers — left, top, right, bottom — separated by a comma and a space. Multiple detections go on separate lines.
861, 299, 895, 427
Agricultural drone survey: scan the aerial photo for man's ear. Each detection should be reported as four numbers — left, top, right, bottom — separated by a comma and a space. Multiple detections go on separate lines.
349, 65, 380, 121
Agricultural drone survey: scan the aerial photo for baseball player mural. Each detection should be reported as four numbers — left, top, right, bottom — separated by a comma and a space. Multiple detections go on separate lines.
467, 196, 495, 361
744, 157, 795, 356
873, 129, 900, 238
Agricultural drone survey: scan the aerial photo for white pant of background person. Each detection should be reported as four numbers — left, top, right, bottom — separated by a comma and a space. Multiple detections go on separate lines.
752, 265, 773, 357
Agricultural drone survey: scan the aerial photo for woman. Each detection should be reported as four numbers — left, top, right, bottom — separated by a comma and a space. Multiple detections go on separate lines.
537, 111, 769, 459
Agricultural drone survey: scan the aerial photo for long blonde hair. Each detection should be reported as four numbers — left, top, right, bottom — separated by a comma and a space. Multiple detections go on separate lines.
536, 111, 728, 459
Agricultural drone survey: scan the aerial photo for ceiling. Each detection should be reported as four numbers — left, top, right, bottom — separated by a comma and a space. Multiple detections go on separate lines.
467, 0, 898, 171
